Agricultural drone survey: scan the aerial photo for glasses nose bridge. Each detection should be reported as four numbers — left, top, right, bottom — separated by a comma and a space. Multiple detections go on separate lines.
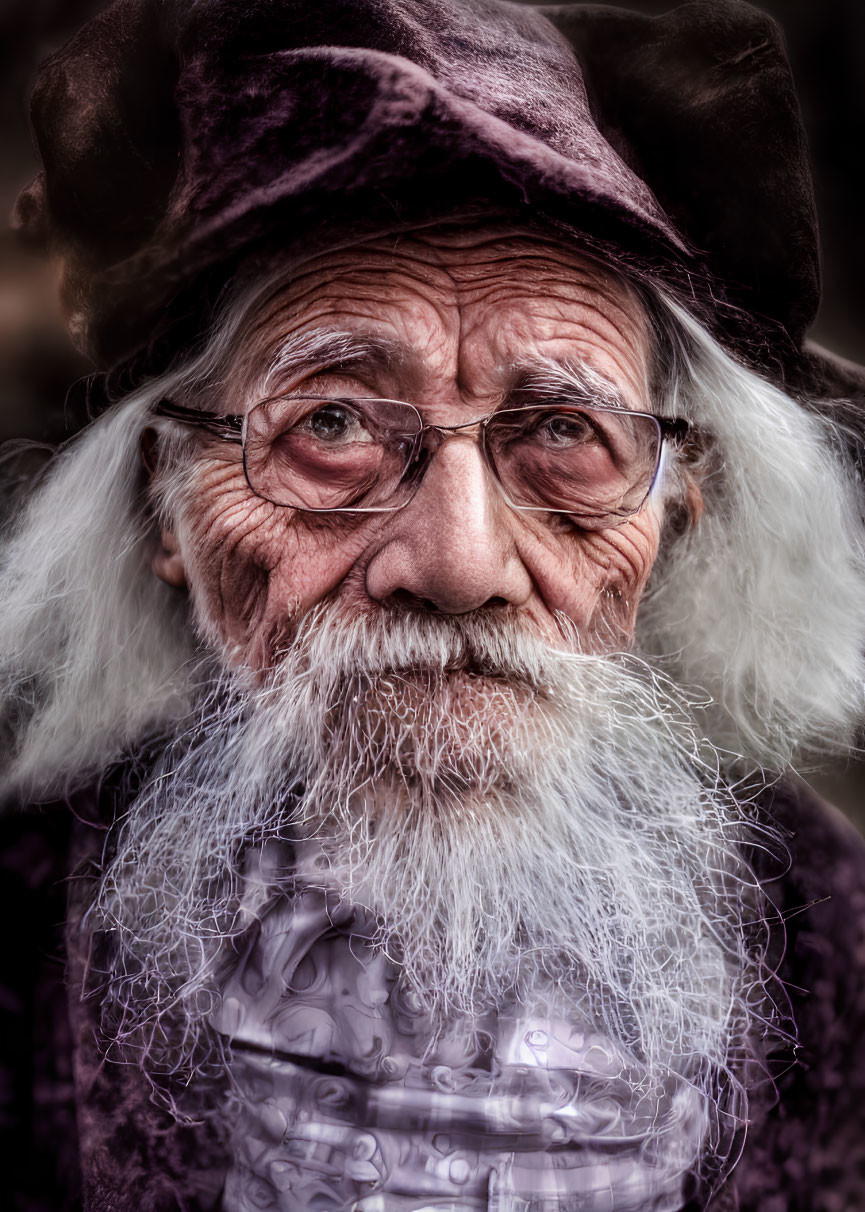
421, 415, 488, 458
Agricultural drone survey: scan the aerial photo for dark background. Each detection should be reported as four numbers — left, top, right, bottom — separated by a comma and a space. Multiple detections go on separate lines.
1, 0, 863, 822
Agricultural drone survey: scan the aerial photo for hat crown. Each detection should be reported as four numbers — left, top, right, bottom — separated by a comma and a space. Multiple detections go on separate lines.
16, 0, 818, 381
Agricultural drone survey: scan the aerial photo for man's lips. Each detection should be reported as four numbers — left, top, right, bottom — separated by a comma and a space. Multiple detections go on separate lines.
356, 664, 537, 692
337, 667, 545, 729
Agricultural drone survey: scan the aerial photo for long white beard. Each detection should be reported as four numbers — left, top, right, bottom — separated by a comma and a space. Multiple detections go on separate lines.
92, 602, 773, 1170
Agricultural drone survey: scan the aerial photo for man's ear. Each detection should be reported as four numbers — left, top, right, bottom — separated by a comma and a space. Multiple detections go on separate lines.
141, 428, 187, 588
683, 473, 704, 527
152, 527, 187, 588
663, 469, 704, 540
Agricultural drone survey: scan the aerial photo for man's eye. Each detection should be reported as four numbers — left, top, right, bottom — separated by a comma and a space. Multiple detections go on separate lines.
535, 411, 596, 444
300, 403, 372, 443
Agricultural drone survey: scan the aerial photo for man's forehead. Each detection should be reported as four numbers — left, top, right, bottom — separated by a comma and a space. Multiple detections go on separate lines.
256, 226, 641, 297
233, 228, 651, 404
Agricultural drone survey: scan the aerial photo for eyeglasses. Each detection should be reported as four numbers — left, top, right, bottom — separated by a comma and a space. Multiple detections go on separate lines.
154, 396, 688, 530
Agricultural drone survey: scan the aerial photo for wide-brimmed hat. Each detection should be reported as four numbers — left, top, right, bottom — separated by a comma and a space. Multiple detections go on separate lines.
13, 0, 864, 398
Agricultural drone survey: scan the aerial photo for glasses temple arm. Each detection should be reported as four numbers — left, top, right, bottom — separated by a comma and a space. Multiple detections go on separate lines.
153, 398, 244, 441
659, 417, 690, 444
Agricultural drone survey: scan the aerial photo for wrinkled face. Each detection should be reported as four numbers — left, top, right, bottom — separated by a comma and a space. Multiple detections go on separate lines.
154, 229, 664, 667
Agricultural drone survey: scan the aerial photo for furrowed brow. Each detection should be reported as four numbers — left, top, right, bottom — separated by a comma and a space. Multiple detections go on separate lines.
509, 357, 627, 410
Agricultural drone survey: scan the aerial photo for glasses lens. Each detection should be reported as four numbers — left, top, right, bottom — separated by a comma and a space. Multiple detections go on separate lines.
485, 405, 662, 527
243, 397, 422, 511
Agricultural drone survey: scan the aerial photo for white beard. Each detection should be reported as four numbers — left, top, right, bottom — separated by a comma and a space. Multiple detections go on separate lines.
92, 601, 773, 1169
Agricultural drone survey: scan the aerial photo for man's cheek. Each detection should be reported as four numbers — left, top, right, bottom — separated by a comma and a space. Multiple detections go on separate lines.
181, 496, 284, 653
585, 515, 661, 637
178, 472, 369, 663
524, 513, 661, 640
174, 462, 284, 645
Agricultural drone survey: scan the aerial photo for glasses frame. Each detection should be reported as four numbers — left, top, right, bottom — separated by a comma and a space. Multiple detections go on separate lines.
153, 396, 689, 524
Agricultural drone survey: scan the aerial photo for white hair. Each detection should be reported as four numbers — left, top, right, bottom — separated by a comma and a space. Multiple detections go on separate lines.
641, 298, 865, 766
0, 393, 192, 800
0, 274, 862, 800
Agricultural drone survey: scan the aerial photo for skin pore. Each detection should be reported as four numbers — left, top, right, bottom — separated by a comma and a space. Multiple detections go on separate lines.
152, 228, 665, 669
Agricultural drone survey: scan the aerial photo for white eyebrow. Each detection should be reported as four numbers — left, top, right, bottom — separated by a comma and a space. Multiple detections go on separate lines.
510, 356, 629, 410
258, 328, 409, 397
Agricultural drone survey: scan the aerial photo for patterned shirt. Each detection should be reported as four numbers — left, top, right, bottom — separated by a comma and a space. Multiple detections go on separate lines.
213, 843, 707, 1211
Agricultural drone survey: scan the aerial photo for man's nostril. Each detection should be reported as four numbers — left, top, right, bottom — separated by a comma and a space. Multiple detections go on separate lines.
388, 589, 439, 612
387, 589, 513, 614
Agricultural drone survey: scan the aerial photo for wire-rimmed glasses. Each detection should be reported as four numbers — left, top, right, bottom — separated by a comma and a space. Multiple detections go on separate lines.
154, 395, 688, 530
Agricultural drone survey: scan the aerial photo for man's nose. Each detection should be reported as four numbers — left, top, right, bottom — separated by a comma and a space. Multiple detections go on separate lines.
364, 436, 533, 614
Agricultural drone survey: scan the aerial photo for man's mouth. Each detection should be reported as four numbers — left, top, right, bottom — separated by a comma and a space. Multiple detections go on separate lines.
348, 663, 542, 703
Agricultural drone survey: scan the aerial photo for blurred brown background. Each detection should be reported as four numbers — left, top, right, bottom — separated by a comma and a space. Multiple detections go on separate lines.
1, 0, 863, 826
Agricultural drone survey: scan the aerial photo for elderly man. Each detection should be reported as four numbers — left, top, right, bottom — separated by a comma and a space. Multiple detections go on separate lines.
2, 0, 865, 1209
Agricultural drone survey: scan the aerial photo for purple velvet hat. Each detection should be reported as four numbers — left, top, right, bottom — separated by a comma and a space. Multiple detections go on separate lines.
13, 0, 856, 395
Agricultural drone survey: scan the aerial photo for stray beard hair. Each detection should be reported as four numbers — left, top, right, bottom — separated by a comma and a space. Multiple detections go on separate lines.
92, 599, 777, 1180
